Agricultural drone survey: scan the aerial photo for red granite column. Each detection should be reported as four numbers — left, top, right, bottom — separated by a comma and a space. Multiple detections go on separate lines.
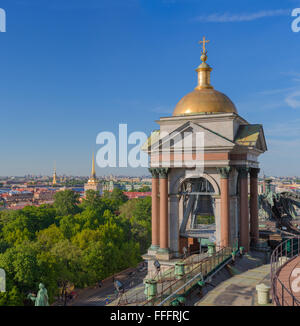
239, 167, 250, 252
250, 168, 260, 246
149, 168, 159, 250
218, 167, 231, 248
158, 168, 169, 253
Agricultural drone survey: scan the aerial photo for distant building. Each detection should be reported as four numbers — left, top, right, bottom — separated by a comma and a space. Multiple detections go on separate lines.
2, 190, 34, 207
103, 181, 123, 192
124, 192, 151, 200
34, 189, 56, 204
84, 153, 102, 195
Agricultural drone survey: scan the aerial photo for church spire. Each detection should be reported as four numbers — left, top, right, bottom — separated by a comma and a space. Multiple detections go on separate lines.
84, 153, 102, 195
91, 152, 96, 179
195, 36, 213, 90
52, 161, 57, 185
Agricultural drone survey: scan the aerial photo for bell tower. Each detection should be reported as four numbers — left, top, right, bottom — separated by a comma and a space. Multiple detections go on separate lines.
143, 38, 267, 276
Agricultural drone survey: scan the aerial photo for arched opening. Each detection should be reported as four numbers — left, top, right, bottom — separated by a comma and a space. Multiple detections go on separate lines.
179, 177, 216, 237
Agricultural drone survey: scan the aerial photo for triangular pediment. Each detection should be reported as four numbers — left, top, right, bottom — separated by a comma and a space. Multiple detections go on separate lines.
235, 124, 267, 152
145, 121, 236, 152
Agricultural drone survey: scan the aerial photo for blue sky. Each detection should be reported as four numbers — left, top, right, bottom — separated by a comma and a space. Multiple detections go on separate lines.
0, 0, 300, 177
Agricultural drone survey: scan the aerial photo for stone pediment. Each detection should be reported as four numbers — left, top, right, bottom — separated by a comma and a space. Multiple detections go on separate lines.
234, 124, 267, 152
145, 121, 236, 152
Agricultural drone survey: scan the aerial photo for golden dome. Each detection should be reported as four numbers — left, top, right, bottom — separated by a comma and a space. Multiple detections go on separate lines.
173, 88, 237, 116
172, 37, 237, 116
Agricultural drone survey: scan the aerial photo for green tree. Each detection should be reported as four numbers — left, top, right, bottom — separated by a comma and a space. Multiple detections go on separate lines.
75, 208, 104, 231
0, 185, 147, 306
82, 219, 140, 282
57, 215, 81, 239
81, 190, 103, 210
0, 285, 23, 306
50, 240, 86, 305
72, 229, 102, 250
1, 212, 33, 245
102, 188, 128, 212
138, 186, 151, 192
0, 242, 40, 293
36, 224, 64, 250
53, 190, 80, 216
119, 196, 151, 254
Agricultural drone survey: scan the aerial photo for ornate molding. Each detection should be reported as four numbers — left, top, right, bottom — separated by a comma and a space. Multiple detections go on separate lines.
217, 167, 231, 179
149, 168, 159, 178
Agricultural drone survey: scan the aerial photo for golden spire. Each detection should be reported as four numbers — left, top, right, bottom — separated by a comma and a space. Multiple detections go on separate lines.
87, 153, 99, 185
52, 161, 57, 185
91, 152, 96, 179
195, 36, 213, 90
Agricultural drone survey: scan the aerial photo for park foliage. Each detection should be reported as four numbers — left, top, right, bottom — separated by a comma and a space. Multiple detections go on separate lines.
0, 188, 151, 306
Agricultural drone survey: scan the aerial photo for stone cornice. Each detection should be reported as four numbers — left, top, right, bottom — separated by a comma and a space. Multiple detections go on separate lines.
156, 112, 248, 125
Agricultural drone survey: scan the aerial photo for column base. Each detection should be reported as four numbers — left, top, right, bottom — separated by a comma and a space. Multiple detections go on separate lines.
147, 245, 159, 256
156, 248, 171, 261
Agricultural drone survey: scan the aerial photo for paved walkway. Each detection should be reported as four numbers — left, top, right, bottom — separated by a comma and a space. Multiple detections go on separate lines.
275, 255, 300, 306
195, 254, 271, 306
69, 266, 147, 306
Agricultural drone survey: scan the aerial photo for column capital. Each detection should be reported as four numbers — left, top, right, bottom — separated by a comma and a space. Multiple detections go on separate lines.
158, 168, 169, 179
237, 166, 250, 179
149, 168, 159, 178
217, 167, 231, 179
250, 168, 260, 178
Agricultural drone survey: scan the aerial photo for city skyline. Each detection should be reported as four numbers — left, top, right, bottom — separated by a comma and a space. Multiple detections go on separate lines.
0, 0, 300, 176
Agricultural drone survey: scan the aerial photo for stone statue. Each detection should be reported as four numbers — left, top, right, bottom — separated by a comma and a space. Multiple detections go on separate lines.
27, 283, 49, 306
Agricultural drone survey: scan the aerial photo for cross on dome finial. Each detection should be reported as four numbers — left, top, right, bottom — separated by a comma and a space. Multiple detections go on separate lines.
198, 36, 210, 63
195, 36, 213, 89
199, 36, 209, 54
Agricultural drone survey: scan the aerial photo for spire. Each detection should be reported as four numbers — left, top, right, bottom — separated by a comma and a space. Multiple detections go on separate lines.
195, 36, 213, 90
52, 161, 57, 185
91, 153, 96, 179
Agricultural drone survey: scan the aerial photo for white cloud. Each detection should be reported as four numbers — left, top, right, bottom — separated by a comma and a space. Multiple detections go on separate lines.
282, 72, 300, 78
285, 91, 300, 109
259, 86, 298, 96
265, 119, 300, 138
193, 9, 289, 23
258, 84, 300, 110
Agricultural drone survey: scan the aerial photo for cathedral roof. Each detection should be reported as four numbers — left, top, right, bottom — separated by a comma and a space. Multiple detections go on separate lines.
235, 124, 267, 151
173, 88, 237, 116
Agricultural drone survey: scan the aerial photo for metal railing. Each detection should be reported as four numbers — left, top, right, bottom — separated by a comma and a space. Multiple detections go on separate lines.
143, 245, 237, 306
270, 236, 300, 306
114, 250, 204, 306
156, 247, 236, 306
114, 240, 239, 306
